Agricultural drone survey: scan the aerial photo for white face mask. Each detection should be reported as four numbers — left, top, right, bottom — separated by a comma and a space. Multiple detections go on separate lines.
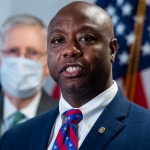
0, 57, 43, 98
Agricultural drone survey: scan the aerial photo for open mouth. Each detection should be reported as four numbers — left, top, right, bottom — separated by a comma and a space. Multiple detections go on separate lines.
61, 63, 86, 78
66, 66, 80, 73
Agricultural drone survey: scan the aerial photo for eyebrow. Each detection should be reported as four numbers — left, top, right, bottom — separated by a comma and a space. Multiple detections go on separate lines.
77, 24, 100, 34
48, 28, 66, 36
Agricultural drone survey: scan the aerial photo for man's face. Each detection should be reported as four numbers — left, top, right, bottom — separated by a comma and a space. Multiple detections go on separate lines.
47, 7, 114, 93
1, 25, 48, 77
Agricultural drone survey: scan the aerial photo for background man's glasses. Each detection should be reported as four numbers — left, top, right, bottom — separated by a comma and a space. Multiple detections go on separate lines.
2, 48, 47, 60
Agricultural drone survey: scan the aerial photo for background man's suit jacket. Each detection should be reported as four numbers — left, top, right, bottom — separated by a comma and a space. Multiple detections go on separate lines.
0, 90, 58, 136
0, 89, 150, 150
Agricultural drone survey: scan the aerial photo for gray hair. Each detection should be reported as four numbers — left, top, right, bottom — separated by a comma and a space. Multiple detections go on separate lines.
0, 14, 47, 50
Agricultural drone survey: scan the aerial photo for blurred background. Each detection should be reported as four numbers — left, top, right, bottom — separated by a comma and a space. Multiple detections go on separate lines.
1, 0, 150, 108
0, 0, 95, 27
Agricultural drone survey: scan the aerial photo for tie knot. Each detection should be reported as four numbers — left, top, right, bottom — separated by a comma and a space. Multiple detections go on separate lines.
65, 109, 83, 124
13, 111, 24, 119
9, 111, 25, 128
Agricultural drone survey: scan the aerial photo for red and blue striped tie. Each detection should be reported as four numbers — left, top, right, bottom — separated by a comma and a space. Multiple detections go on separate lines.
52, 109, 83, 150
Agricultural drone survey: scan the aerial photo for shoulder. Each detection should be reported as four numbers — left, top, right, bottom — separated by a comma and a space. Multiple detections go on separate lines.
128, 101, 150, 122
0, 91, 4, 102
124, 102, 150, 147
0, 92, 4, 114
107, 88, 150, 125
0, 107, 59, 149
36, 90, 59, 114
105, 89, 150, 148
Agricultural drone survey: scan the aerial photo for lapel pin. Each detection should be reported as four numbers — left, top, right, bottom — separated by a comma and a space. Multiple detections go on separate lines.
98, 127, 105, 133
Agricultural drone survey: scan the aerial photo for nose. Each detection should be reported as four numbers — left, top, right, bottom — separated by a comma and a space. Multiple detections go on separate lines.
19, 49, 27, 58
20, 52, 26, 58
62, 42, 82, 58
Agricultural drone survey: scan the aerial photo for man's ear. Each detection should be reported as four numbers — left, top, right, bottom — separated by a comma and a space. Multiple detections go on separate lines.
109, 38, 118, 63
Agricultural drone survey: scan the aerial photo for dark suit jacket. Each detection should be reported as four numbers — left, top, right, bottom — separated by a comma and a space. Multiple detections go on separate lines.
0, 90, 58, 136
0, 89, 150, 150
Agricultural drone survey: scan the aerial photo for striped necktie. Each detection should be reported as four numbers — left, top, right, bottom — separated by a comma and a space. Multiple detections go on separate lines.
9, 111, 25, 128
52, 109, 83, 150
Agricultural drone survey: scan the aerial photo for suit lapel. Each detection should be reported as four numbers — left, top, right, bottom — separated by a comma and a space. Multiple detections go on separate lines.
29, 107, 59, 150
80, 89, 130, 150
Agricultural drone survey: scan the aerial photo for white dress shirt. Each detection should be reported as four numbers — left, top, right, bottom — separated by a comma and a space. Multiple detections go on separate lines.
48, 81, 118, 149
1, 91, 41, 136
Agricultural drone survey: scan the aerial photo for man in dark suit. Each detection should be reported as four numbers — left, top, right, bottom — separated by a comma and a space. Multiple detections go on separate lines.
0, 14, 58, 136
1, 1, 150, 150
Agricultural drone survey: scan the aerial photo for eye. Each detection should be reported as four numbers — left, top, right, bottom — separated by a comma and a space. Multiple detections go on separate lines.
8, 48, 19, 54
79, 34, 97, 43
27, 49, 39, 56
2, 48, 19, 55
51, 37, 65, 45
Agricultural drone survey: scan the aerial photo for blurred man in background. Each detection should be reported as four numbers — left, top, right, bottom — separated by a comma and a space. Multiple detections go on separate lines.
0, 14, 58, 136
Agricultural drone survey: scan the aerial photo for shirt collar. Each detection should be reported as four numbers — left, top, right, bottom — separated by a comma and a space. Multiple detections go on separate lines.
4, 96, 17, 120
21, 92, 41, 119
3, 91, 42, 120
59, 81, 118, 123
